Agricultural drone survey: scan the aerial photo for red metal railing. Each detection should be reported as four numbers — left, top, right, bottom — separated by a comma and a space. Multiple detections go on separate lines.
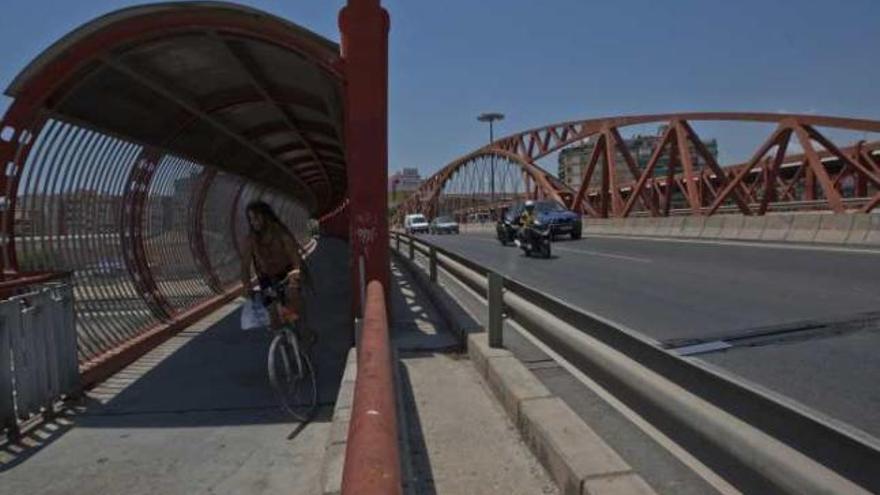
341, 280, 401, 495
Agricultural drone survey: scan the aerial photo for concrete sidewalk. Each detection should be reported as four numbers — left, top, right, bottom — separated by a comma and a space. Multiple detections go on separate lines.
0, 238, 352, 495
391, 262, 558, 495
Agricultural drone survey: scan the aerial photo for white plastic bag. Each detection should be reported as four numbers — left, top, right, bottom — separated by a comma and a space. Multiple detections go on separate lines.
241, 298, 270, 330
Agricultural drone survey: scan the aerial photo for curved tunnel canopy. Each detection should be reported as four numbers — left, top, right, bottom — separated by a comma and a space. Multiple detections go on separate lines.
5, 2, 346, 215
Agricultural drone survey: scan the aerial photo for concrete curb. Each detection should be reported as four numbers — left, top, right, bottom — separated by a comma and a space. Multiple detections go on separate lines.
321, 347, 357, 495
468, 334, 656, 495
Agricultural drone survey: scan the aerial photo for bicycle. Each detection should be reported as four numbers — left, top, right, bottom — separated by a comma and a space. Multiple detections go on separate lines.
259, 274, 317, 421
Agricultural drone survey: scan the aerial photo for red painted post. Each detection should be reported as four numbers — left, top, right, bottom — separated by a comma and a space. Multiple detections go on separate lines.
339, 0, 390, 314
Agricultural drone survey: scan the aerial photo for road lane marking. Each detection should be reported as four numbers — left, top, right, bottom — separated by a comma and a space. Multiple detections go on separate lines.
555, 246, 652, 263
431, 234, 653, 263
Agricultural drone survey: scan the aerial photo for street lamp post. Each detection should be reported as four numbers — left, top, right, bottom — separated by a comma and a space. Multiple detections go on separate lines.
477, 112, 504, 218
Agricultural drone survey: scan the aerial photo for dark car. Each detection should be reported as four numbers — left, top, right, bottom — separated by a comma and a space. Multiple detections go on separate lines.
496, 200, 582, 243
429, 216, 459, 234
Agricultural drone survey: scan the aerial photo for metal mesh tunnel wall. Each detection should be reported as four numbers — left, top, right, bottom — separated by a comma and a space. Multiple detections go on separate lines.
12, 118, 309, 363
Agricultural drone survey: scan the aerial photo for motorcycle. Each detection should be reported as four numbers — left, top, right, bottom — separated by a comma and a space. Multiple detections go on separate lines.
497, 219, 518, 246
514, 223, 552, 258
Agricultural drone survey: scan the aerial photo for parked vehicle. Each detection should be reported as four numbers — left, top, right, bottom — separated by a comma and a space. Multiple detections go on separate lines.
404, 213, 430, 234
429, 216, 459, 234
496, 200, 581, 243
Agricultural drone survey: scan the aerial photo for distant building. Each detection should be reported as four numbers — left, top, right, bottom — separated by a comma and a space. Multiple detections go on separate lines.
389, 168, 423, 205
558, 126, 718, 191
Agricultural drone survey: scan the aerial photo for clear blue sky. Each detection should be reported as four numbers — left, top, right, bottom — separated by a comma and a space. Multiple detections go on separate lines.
1, 0, 879, 176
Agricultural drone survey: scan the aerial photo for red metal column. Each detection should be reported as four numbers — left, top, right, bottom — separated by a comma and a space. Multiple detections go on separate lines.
120, 147, 174, 319
339, 0, 390, 313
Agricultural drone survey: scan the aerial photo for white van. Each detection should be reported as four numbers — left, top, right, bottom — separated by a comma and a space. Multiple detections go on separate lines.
404, 213, 430, 234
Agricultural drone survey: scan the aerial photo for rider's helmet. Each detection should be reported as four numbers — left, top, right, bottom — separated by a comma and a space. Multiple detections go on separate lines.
525, 200, 535, 211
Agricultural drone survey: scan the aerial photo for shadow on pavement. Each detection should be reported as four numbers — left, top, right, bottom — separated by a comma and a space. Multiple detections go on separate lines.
0, 237, 352, 469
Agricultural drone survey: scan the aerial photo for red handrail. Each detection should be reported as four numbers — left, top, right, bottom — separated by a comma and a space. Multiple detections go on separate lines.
341, 280, 401, 495
0, 271, 72, 295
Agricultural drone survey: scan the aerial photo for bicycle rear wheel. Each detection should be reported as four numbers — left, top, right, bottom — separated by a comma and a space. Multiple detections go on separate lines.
267, 329, 317, 420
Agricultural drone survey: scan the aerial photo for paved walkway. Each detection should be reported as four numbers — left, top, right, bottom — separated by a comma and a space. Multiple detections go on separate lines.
0, 238, 352, 495
391, 262, 558, 495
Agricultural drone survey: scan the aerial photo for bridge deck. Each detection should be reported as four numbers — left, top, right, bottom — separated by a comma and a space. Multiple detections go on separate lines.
0, 239, 352, 495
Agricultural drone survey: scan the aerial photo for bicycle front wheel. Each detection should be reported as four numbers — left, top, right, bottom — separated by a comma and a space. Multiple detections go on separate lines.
267, 330, 317, 421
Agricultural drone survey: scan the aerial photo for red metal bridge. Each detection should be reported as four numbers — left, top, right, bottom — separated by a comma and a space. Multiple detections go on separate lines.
2, 3, 880, 495
395, 113, 880, 223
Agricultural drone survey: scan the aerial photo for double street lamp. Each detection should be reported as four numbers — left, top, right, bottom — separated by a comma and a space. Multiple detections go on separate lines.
477, 112, 504, 218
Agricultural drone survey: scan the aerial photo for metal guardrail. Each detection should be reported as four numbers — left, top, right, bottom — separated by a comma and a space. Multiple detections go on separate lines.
341, 280, 402, 495
1, 274, 78, 437
391, 232, 879, 494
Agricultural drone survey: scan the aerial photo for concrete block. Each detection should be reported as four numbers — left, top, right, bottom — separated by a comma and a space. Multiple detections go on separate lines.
666, 216, 685, 237
642, 217, 661, 236
700, 216, 724, 239
845, 213, 871, 245
626, 217, 643, 235
737, 215, 767, 240
616, 218, 634, 236
760, 214, 794, 242
654, 217, 674, 237
467, 332, 512, 378
718, 215, 744, 239
815, 214, 854, 244
680, 216, 705, 238
328, 405, 352, 446
582, 473, 657, 495
785, 213, 821, 243
519, 397, 633, 495
486, 356, 553, 421
321, 442, 346, 495
865, 214, 880, 247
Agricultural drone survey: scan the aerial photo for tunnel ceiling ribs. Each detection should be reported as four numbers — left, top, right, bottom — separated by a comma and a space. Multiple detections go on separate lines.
3, 3, 346, 216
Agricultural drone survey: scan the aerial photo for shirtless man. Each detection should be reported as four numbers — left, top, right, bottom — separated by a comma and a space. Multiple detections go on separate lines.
240, 201, 312, 340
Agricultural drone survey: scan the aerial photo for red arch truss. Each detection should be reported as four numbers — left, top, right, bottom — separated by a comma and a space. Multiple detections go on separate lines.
400, 112, 880, 221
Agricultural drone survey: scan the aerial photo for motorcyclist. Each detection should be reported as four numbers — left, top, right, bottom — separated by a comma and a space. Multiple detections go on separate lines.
517, 200, 539, 246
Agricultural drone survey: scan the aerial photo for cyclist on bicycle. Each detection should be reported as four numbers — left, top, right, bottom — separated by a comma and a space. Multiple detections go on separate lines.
240, 201, 314, 343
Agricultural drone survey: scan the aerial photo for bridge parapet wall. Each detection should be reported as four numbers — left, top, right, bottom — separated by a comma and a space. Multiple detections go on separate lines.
582, 212, 880, 247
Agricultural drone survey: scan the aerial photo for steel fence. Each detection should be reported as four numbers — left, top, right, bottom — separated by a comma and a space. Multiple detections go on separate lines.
0, 275, 77, 435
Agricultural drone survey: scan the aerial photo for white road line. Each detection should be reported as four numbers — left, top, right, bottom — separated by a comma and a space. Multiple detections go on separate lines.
555, 246, 652, 263
436, 234, 654, 263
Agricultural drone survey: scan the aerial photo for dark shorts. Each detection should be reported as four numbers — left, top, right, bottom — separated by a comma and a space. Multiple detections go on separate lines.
258, 266, 293, 307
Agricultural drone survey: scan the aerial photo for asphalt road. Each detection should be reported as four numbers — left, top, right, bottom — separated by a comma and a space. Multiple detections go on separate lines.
421, 232, 880, 439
